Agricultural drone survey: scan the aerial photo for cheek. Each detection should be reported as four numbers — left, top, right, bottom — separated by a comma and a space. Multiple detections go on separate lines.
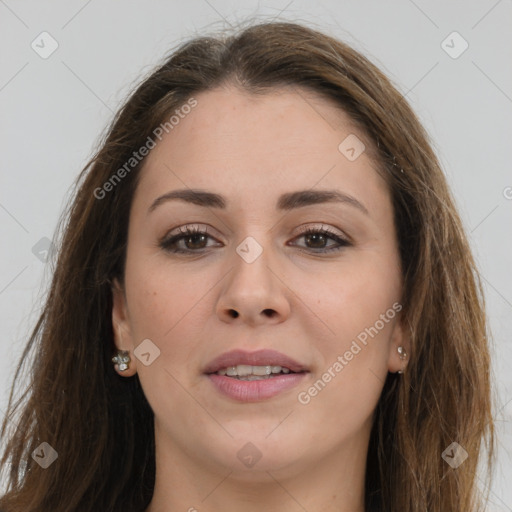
123, 261, 209, 413
125, 251, 206, 335
295, 270, 398, 433
299, 254, 400, 414
123, 260, 207, 379
311, 259, 400, 341
299, 257, 401, 418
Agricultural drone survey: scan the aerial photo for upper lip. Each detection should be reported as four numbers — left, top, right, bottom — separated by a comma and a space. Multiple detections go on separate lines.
203, 349, 309, 374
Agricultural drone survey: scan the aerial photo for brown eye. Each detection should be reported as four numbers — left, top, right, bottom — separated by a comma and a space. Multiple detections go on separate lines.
159, 226, 219, 254
304, 232, 328, 249
291, 227, 351, 253
159, 225, 350, 255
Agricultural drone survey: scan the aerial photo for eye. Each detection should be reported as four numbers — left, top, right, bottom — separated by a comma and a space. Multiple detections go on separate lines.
158, 224, 351, 255
158, 225, 220, 254
290, 225, 351, 253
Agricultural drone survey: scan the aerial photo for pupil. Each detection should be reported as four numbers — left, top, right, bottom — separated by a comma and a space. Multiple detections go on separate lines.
306, 233, 326, 248
187, 234, 206, 249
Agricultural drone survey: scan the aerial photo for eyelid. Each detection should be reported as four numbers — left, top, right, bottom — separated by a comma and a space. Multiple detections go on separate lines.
164, 222, 347, 240
165, 223, 218, 239
294, 223, 348, 239
158, 222, 352, 254
159, 224, 219, 246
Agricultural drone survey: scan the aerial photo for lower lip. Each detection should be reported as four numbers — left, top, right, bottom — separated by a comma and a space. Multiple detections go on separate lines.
207, 373, 308, 402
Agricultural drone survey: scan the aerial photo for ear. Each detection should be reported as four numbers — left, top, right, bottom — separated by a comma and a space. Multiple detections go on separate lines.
111, 277, 138, 376
387, 309, 411, 374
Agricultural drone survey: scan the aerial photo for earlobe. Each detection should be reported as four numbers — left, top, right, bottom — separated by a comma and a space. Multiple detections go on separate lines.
388, 314, 411, 374
111, 278, 137, 376
395, 345, 408, 374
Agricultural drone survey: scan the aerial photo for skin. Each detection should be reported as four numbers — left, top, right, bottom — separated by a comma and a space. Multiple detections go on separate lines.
111, 84, 410, 512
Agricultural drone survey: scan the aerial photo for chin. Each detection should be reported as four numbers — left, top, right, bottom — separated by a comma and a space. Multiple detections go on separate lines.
209, 432, 309, 476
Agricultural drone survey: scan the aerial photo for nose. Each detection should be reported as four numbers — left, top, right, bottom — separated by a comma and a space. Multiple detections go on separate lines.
215, 237, 291, 326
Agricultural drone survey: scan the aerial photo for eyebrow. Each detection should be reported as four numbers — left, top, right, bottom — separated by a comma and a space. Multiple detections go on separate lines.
147, 188, 369, 216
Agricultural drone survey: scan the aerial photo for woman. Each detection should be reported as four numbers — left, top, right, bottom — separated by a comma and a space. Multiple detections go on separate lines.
0, 20, 495, 512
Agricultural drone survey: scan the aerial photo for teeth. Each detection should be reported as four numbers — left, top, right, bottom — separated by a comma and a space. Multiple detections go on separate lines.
216, 364, 293, 377
237, 364, 254, 377
239, 375, 272, 381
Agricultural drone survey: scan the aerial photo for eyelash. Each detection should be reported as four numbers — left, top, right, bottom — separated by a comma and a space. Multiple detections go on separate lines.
158, 225, 351, 255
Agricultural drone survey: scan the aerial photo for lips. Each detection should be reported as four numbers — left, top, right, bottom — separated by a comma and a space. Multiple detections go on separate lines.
203, 349, 308, 375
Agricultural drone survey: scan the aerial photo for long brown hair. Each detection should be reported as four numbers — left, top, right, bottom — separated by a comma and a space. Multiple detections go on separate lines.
0, 19, 494, 512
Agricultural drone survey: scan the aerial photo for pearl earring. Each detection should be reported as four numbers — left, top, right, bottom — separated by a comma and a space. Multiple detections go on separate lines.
397, 346, 407, 374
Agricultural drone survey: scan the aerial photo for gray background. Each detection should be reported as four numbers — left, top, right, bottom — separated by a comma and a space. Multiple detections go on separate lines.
1, 0, 511, 508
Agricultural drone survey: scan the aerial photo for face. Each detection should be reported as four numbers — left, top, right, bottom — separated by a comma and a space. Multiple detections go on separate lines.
111, 85, 409, 479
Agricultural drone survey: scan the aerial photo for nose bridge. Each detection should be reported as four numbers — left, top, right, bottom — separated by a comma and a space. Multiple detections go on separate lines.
216, 230, 290, 323
231, 232, 275, 295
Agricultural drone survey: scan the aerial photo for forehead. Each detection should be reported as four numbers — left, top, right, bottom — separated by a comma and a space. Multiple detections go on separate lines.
131, 85, 389, 217
159, 84, 368, 157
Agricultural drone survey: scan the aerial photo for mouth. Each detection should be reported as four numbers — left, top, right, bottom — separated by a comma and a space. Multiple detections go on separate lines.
203, 348, 308, 375
213, 364, 298, 380
204, 349, 309, 402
